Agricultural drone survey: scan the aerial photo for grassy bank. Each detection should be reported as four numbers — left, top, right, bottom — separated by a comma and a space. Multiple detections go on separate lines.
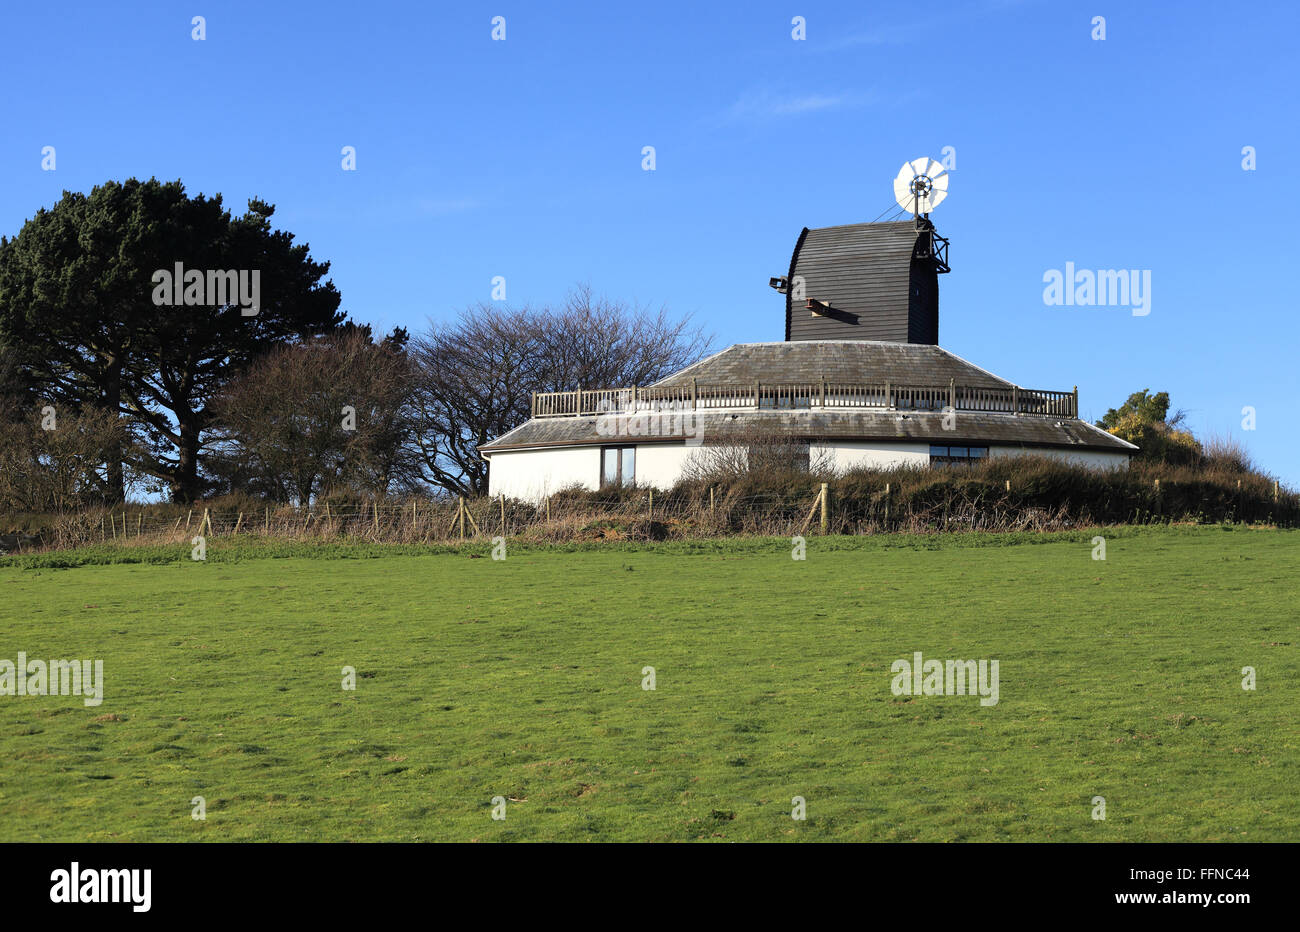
0, 524, 1295, 841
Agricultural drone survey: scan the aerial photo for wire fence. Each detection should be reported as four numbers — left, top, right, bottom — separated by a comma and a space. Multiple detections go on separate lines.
10, 474, 1292, 554
36, 492, 830, 550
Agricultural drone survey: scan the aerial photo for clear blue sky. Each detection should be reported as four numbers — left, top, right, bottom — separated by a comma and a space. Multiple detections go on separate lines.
3, 0, 1297, 484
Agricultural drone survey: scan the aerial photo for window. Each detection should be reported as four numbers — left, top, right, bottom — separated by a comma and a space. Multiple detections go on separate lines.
601, 446, 636, 487
930, 444, 988, 465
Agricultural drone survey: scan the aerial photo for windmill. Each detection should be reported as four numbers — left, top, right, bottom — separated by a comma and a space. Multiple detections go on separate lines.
766, 157, 952, 342
892, 157, 950, 273
893, 157, 950, 226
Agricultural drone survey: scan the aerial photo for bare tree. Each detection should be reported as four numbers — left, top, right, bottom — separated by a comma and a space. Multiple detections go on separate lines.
533, 284, 711, 390
410, 287, 711, 495
209, 330, 414, 504
409, 308, 541, 497
0, 405, 128, 512
680, 422, 832, 484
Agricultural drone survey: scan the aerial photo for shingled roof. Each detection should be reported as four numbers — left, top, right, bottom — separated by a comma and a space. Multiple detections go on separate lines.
783, 221, 942, 344
481, 341, 1134, 456
480, 408, 1135, 453
651, 341, 1011, 389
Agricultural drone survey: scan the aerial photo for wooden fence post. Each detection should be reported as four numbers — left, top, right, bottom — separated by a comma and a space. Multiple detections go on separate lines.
185, 509, 192, 530
883, 482, 890, 529
709, 486, 715, 516
458, 497, 466, 540
819, 482, 829, 535
500, 494, 506, 535
137, 512, 142, 537
233, 512, 244, 534
648, 489, 653, 519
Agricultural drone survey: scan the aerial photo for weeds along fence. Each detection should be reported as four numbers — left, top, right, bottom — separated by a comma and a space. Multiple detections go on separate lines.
27, 494, 824, 550
8, 469, 1297, 552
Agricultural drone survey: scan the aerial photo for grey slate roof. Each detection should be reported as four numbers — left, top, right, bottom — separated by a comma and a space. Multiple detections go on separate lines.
482, 341, 1134, 456
651, 341, 1011, 390
480, 408, 1135, 453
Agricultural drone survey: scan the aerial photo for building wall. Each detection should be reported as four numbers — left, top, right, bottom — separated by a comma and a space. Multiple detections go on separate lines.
636, 443, 705, 490
488, 439, 1130, 500
988, 445, 1130, 470
814, 441, 931, 472
486, 446, 600, 499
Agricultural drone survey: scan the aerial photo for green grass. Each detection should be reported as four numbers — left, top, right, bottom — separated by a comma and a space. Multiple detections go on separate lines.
0, 525, 1295, 841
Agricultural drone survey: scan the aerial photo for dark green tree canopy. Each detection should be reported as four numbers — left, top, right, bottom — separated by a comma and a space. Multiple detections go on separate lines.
0, 178, 344, 501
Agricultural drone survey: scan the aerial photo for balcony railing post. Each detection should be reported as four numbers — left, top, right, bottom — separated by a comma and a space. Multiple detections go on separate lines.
531, 380, 1075, 419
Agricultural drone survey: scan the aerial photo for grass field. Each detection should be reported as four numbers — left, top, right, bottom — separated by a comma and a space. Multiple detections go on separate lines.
0, 525, 1295, 842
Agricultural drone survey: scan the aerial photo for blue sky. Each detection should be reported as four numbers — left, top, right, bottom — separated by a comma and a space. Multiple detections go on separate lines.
3, 0, 1297, 483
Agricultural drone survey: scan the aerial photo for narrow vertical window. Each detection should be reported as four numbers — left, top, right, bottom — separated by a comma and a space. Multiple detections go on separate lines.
602, 447, 620, 487
601, 446, 636, 487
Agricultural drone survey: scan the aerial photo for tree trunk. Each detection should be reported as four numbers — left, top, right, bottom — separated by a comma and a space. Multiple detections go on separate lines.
169, 414, 203, 502
104, 358, 125, 503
